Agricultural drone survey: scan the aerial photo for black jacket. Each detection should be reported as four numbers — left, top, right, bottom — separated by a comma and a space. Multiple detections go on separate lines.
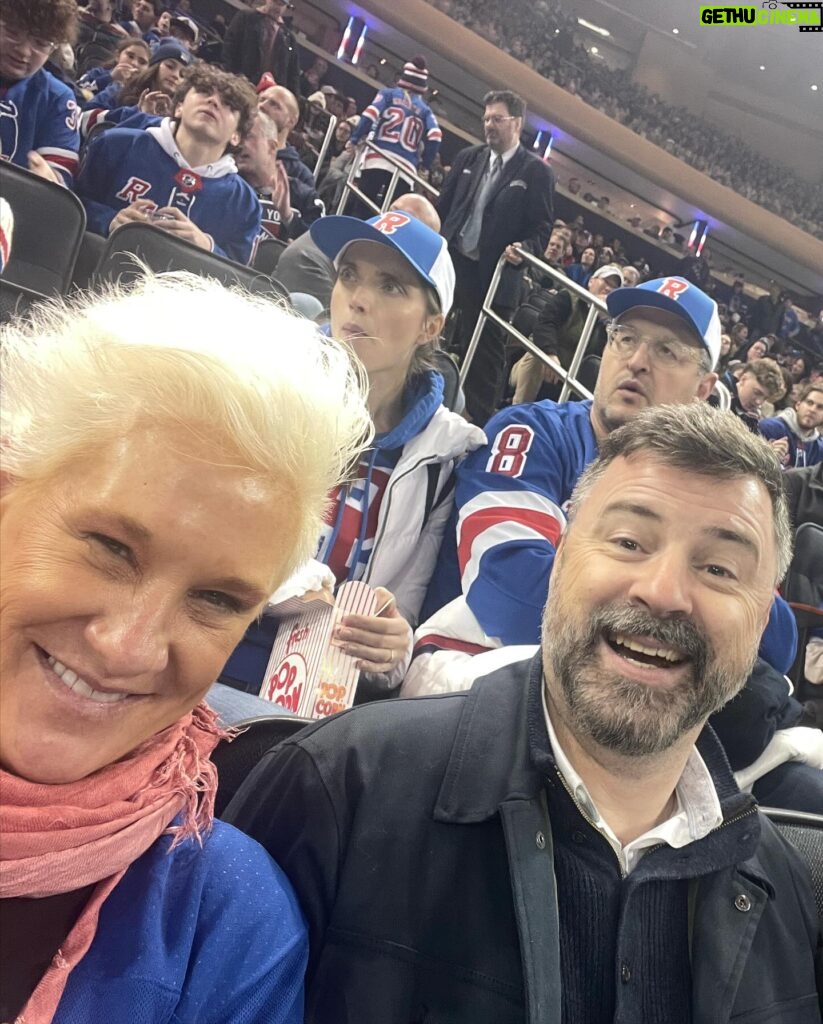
226, 656, 821, 1024
786, 463, 823, 529
223, 9, 300, 96
437, 144, 555, 308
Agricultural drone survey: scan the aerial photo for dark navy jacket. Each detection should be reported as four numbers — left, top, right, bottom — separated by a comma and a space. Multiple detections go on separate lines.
226, 656, 822, 1023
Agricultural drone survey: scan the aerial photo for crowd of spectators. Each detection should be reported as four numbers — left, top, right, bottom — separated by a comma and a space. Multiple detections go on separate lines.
428, 0, 823, 241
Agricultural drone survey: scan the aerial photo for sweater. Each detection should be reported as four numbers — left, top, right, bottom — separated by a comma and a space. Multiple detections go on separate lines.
75, 118, 261, 264
53, 819, 306, 1023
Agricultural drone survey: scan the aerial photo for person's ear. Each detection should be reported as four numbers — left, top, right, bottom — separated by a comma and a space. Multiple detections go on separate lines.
420, 313, 444, 345
696, 371, 718, 402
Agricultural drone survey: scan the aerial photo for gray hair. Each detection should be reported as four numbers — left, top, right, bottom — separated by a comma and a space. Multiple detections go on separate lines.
567, 403, 792, 583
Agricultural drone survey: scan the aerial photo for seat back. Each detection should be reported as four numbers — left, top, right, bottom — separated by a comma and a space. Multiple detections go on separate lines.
94, 222, 291, 303
212, 715, 314, 817
0, 162, 86, 294
783, 523, 823, 623
0, 279, 50, 325
252, 237, 289, 277
432, 349, 462, 412
763, 807, 823, 920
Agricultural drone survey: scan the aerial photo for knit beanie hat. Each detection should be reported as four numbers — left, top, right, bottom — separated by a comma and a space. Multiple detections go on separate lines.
397, 56, 428, 94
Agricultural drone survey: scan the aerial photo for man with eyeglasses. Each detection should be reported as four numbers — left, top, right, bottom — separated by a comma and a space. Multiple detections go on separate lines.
407, 277, 797, 697
0, 0, 80, 186
437, 89, 555, 425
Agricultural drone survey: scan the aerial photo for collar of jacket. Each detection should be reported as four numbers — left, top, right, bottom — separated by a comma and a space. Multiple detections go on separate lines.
433, 652, 761, 845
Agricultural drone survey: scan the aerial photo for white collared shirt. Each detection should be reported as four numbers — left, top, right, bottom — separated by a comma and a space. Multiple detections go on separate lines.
489, 141, 519, 171
542, 688, 723, 875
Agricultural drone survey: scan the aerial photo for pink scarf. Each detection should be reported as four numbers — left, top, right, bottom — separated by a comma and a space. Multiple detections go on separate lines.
0, 703, 228, 1024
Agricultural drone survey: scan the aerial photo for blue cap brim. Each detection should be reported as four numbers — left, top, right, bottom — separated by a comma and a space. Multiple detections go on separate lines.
310, 215, 432, 291
606, 287, 703, 342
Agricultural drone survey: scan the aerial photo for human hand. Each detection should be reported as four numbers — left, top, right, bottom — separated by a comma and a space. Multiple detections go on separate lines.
541, 353, 561, 385
150, 207, 213, 251
767, 437, 790, 466
27, 151, 61, 185
332, 587, 412, 674
111, 63, 137, 85
504, 242, 524, 265
109, 198, 155, 232
139, 89, 173, 116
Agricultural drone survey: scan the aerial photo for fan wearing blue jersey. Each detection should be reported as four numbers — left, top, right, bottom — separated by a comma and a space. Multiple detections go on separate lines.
76, 63, 262, 265
406, 277, 797, 693
0, 0, 80, 187
348, 56, 441, 215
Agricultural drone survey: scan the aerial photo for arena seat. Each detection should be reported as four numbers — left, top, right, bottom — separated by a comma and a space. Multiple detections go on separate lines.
93, 222, 291, 302
0, 279, 50, 325
762, 808, 823, 920
0, 161, 87, 295
783, 522, 823, 701
212, 715, 314, 817
252, 237, 289, 277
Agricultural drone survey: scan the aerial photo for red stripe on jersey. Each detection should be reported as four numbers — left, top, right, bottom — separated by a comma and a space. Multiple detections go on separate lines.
363, 105, 380, 121
427, 128, 442, 140
41, 150, 79, 173
413, 633, 493, 657
457, 506, 563, 575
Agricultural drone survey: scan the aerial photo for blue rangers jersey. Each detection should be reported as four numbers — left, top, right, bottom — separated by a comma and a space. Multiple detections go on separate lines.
76, 118, 261, 265
350, 86, 441, 177
424, 399, 598, 645
421, 397, 796, 672
0, 69, 80, 186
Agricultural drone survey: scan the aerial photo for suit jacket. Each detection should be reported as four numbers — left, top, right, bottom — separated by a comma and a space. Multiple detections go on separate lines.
438, 143, 555, 308
223, 9, 300, 96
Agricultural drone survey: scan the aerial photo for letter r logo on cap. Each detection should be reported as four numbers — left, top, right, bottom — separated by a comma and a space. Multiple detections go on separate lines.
372, 212, 410, 235
657, 278, 689, 301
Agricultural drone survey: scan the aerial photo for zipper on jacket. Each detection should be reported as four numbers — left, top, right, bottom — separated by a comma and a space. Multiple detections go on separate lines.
552, 766, 626, 878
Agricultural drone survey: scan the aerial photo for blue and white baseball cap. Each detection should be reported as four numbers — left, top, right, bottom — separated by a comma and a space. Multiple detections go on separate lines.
310, 212, 455, 316
606, 276, 721, 369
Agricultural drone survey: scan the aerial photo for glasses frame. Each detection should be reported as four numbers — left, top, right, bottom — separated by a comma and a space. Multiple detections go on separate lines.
481, 114, 517, 126
0, 20, 56, 54
605, 322, 706, 369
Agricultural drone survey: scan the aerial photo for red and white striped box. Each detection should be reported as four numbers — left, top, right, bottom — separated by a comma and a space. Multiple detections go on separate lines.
259, 581, 377, 719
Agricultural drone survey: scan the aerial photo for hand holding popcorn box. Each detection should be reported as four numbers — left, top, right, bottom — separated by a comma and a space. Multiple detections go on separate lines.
260, 578, 377, 719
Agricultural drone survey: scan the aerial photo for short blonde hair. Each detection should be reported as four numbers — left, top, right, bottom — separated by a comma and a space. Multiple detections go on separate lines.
1, 273, 373, 580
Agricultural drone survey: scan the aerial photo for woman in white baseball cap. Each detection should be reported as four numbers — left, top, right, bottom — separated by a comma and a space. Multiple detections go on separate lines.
227, 211, 485, 699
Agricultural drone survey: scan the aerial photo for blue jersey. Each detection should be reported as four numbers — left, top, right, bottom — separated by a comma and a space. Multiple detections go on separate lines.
0, 69, 80, 186
759, 415, 823, 468
350, 86, 441, 176
425, 400, 598, 643
76, 120, 261, 265
423, 397, 796, 671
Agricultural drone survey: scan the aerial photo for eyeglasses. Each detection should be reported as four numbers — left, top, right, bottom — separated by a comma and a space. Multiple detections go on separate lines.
606, 324, 705, 369
0, 21, 55, 53
482, 115, 516, 126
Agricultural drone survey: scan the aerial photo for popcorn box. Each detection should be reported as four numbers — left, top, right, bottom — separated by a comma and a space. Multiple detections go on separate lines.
259, 580, 377, 719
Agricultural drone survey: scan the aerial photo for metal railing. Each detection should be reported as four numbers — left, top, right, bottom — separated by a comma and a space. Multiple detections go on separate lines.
312, 114, 338, 185
458, 250, 607, 403
336, 139, 440, 216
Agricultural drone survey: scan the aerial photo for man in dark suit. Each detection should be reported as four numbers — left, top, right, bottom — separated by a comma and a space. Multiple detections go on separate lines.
223, 0, 300, 98
438, 90, 555, 423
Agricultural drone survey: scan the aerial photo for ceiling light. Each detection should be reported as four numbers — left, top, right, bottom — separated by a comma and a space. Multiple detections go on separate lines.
672, 28, 679, 34
813, 84, 819, 91
759, 65, 766, 71
577, 17, 610, 37
591, 46, 599, 54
